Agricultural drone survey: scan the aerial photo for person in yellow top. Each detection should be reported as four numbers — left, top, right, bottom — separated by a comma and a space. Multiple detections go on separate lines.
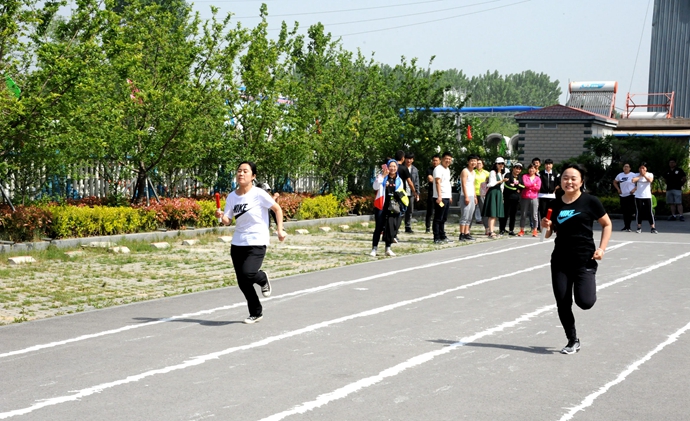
474, 158, 491, 235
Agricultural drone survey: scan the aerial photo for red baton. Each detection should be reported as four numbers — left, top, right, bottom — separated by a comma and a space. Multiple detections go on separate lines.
215, 193, 222, 223
540, 209, 552, 242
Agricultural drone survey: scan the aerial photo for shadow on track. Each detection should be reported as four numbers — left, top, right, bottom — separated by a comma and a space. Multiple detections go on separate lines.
133, 317, 242, 326
428, 339, 557, 355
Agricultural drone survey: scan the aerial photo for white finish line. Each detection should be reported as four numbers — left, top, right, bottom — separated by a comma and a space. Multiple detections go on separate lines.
0, 241, 550, 359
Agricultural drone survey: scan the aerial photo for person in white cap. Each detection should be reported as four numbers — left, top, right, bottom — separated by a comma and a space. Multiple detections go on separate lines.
482, 157, 507, 238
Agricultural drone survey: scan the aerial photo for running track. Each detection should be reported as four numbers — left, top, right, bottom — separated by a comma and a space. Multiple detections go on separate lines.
1, 222, 689, 420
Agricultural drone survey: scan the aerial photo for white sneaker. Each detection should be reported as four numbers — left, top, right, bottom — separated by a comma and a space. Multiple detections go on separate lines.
369, 248, 377, 257
261, 277, 271, 297
385, 248, 396, 257
244, 315, 263, 324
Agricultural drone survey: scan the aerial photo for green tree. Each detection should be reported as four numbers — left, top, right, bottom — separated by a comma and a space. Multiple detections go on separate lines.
1, 0, 105, 203
75, 0, 238, 202
212, 5, 311, 191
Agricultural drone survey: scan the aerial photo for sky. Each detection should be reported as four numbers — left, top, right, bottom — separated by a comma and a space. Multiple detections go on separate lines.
189, 0, 655, 112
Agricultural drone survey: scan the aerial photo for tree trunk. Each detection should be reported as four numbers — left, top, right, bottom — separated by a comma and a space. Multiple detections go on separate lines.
131, 162, 148, 204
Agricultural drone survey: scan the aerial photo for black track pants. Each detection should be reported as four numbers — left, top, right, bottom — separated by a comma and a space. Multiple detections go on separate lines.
231, 245, 269, 318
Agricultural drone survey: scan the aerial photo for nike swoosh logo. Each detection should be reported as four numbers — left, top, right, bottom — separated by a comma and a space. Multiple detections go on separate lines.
557, 212, 581, 224
235, 209, 250, 220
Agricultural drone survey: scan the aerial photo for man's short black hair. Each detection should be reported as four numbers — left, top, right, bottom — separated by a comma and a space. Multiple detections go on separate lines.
669, 158, 677, 162
405, 152, 415, 159
432, 154, 440, 159
544, 158, 553, 165
467, 154, 480, 161
442, 151, 453, 158
395, 150, 405, 161
532, 157, 541, 163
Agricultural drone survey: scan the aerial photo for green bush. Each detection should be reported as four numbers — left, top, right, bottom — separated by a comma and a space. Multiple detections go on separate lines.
196, 199, 225, 227
47, 205, 158, 239
598, 196, 621, 215
296, 194, 346, 220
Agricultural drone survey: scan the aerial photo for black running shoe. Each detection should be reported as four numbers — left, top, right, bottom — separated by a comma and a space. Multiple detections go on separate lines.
561, 338, 580, 354
508, 231, 516, 236
651, 228, 658, 234
465, 234, 475, 241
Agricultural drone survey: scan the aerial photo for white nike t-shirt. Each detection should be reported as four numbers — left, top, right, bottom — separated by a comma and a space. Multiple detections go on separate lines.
223, 187, 276, 246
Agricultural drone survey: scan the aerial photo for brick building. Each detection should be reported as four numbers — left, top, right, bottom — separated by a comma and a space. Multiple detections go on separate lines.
514, 105, 617, 163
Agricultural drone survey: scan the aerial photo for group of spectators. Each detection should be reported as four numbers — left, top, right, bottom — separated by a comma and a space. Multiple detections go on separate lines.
424, 155, 561, 241
613, 158, 687, 233
370, 152, 687, 256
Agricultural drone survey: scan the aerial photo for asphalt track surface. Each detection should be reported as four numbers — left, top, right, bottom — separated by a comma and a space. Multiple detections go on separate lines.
1, 221, 690, 421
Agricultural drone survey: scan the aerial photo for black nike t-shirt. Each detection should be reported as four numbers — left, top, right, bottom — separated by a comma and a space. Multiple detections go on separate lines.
549, 194, 606, 267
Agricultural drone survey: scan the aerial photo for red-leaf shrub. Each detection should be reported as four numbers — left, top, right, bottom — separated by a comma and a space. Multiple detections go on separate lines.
342, 194, 375, 215
135, 198, 201, 229
0, 205, 53, 243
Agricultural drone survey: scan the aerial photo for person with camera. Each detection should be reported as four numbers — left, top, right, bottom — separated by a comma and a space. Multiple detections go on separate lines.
370, 159, 409, 257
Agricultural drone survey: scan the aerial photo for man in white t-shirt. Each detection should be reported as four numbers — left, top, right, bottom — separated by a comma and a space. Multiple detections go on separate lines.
613, 163, 637, 231
433, 151, 453, 243
632, 162, 657, 233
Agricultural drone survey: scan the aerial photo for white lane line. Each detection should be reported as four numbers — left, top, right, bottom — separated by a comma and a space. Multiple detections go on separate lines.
0, 241, 550, 359
609, 240, 690, 245
258, 304, 557, 421
255, 246, 687, 421
0, 262, 553, 419
558, 319, 690, 421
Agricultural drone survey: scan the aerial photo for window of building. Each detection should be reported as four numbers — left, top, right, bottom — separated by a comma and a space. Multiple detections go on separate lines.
543, 123, 558, 129
526, 123, 540, 129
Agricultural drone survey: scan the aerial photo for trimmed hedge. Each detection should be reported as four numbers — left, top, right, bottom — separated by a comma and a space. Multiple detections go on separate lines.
47, 205, 158, 239
296, 194, 347, 220
599, 192, 690, 216
0, 192, 377, 242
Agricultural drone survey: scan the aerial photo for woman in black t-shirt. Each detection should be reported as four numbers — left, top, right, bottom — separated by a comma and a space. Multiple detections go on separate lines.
541, 163, 612, 355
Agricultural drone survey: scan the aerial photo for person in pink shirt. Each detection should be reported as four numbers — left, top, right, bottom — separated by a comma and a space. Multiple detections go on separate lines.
518, 163, 542, 237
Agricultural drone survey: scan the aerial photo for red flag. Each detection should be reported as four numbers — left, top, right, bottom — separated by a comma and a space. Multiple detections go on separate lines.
467, 125, 473, 140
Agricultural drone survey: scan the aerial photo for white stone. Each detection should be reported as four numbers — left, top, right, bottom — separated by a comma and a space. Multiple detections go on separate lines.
8, 256, 36, 265
64, 250, 85, 258
182, 239, 199, 246
319, 227, 331, 232
109, 246, 130, 254
218, 236, 233, 243
360, 222, 370, 227
338, 225, 350, 230
87, 241, 116, 248
151, 242, 170, 249
295, 229, 310, 235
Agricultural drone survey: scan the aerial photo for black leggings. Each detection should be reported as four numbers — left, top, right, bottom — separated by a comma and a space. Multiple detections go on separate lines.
551, 261, 598, 341
230, 245, 269, 318
635, 198, 655, 227
500, 197, 519, 232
